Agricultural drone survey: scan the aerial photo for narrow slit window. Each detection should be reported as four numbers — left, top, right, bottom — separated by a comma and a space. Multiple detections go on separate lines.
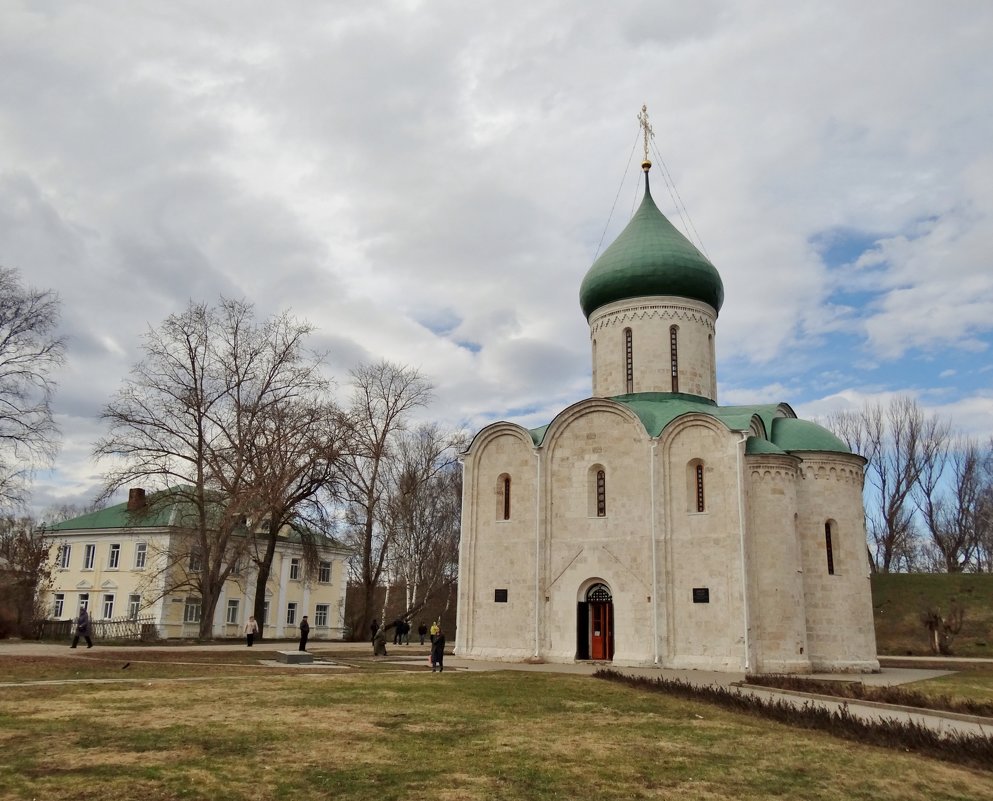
670, 325, 679, 393
596, 470, 606, 517
695, 464, 705, 512
503, 475, 511, 521
592, 338, 597, 388
825, 522, 835, 575
624, 328, 633, 394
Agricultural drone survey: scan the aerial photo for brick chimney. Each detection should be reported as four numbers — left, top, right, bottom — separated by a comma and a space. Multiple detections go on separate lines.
127, 487, 147, 512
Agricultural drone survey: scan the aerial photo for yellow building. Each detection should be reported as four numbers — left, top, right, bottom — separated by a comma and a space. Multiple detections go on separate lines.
45, 488, 350, 641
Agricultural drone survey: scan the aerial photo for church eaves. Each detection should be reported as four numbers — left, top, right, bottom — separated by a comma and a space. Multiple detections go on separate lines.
526, 393, 851, 455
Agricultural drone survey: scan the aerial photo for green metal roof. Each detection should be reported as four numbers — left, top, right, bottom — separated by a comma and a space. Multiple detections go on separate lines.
745, 436, 789, 456
579, 174, 724, 319
526, 393, 851, 456
47, 488, 349, 552
770, 417, 851, 453
528, 424, 550, 446
48, 491, 180, 531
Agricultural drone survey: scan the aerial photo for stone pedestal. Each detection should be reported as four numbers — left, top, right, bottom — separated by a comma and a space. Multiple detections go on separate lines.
276, 650, 314, 664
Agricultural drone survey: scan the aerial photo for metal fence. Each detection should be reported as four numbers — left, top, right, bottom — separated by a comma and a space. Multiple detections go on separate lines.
39, 616, 161, 642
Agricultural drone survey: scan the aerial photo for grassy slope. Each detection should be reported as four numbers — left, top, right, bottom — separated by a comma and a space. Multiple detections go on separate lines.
871, 573, 993, 657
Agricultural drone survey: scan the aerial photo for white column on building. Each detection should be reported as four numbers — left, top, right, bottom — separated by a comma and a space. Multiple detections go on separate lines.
244, 566, 257, 627
276, 552, 289, 637
215, 584, 227, 638
301, 582, 312, 620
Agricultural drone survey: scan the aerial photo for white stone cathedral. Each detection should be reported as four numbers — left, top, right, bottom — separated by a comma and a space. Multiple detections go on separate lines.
454, 153, 879, 674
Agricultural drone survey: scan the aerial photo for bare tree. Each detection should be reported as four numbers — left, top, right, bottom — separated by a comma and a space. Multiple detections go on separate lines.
828, 397, 930, 572
40, 499, 109, 525
920, 597, 964, 655
0, 515, 56, 637
0, 268, 66, 509
969, 441, 993, 572
96, 298, 335, 638
341, 361, 432, 640
382, 424, 464, 624
916, 436, 989, 572
244, 399, 351, 638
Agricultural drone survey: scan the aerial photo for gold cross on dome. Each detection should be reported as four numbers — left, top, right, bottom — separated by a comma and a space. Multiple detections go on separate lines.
637, 104, 654, 164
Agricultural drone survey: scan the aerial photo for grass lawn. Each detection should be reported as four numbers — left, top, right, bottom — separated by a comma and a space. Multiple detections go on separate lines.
746, 666, 993, 717
909, 668, 993, 706
1, 660, 992, 800
873, 573, 993, 657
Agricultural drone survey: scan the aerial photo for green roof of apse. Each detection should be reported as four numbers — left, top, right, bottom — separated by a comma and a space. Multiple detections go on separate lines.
745, 436, 789, 455
579, 175, 725, 319
770, 417, 851, 453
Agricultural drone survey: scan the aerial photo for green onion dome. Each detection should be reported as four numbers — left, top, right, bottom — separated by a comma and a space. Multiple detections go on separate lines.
579, 173, 724, 319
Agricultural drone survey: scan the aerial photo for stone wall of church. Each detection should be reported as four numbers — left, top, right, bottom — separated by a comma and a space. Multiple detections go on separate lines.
659, 421, 746, 670
588, 297, 717, 399
456, 427, 539, 660
539, 402, 655, 665
744, 455, 811, 673
457, 417, 878, 673
795, 455, 879, 672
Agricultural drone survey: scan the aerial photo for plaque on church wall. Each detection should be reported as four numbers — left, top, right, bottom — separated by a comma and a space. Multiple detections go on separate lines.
494, 589, 508, 603
692, 588, 710, 603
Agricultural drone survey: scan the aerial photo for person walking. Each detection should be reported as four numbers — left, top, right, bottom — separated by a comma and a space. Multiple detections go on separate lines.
245, 616, 259, 647
418, 622, 427, 645
430, 620, 439, 644
298, 615, 310, 651
370, 618, 380, 642
373, 625, 388, 656
431, 628, 446, 673
70, 607, 93, 649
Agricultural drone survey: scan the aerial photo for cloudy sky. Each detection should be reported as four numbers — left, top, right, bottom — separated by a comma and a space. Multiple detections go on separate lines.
4, 0, 992, 516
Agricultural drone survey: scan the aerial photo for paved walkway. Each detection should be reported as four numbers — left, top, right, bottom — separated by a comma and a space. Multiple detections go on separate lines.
2, 640, 990, 738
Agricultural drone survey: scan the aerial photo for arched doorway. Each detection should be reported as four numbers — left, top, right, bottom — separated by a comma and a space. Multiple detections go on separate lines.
576, 583, 614, 661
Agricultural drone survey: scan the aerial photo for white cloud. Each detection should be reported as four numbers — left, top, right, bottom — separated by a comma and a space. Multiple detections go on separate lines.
3, 0, 993, 511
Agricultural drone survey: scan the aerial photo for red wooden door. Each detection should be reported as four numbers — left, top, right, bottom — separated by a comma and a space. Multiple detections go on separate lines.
590, 602, 611, 660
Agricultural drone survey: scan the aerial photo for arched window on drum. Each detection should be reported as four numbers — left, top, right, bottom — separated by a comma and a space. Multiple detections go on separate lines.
669, 325, 679, 393
624, 328, 634, 394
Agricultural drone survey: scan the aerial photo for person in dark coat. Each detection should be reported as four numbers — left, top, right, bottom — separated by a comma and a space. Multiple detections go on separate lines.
373, 626, 388, 656
430, 628, 446, 672
418, 622, 427, 645
298, 616, 310, 651
392, 617, 404, 645
70, 607, 93, 649
370, 618, 379, 642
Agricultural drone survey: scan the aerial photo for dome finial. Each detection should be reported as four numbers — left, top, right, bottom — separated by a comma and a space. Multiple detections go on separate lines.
638, 104, 653, 172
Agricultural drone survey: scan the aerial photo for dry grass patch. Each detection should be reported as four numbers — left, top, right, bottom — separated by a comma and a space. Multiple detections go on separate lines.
1, 671, 992, 800
746, 669, 993, 716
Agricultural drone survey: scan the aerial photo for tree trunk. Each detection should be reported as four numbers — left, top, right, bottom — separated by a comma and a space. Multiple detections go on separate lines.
253, 531, 279, 639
